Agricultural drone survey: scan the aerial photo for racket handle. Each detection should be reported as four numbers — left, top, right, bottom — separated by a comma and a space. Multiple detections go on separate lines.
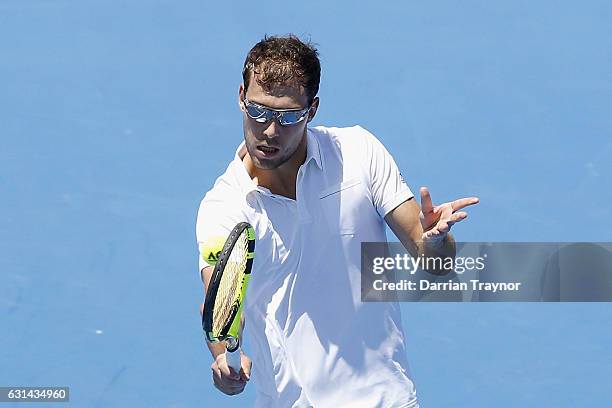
225, 347, 242, 373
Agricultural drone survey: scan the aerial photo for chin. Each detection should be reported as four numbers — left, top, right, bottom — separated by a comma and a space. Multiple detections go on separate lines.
252, 156, 282, 170
253, 161, 277, 170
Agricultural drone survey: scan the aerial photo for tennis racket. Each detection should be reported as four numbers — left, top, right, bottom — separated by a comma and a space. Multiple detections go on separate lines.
202, 222, 255, 372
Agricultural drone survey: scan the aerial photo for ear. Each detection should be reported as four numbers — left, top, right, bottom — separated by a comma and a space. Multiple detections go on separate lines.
238, 84, 245, 110
307, 96, 320, 123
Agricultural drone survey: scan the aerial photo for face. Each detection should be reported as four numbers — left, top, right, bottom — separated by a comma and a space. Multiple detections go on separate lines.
239, 76, 318, 170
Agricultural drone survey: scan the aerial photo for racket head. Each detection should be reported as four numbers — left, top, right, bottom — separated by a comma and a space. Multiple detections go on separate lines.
202, 222, 255, 346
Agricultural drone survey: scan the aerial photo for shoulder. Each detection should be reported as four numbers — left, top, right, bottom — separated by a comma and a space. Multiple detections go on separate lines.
311, 124, 378, 148
199, 161, 242, 208
196, 160, 250, 240
310, 125, 384, 164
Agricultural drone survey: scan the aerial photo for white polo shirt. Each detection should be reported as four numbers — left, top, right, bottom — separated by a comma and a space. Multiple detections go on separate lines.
196, 125, 419, 408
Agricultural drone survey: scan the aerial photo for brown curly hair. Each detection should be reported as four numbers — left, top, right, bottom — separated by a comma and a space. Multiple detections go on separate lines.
242, 35, 321, 104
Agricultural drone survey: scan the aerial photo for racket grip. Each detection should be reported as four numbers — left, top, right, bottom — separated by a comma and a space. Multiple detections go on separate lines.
225, 347, 242, 373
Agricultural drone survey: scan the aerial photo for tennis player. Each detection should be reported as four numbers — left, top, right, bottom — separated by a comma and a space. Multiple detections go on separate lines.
196, 35, 479, 407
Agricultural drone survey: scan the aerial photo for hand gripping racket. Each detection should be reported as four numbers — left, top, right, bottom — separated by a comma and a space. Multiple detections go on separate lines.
202, 222, 255, 373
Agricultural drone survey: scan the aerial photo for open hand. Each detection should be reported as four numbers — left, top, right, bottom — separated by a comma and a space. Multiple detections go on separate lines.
420, 187, 479, 241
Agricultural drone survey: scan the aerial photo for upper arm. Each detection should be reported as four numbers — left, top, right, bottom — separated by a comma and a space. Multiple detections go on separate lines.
196, 193, 242, 283
359, 127, 414, 218
384, 197, 423, 257
354, 127, 420, 249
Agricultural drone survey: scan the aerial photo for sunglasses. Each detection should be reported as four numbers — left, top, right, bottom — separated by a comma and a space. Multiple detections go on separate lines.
242, 97, 311, 126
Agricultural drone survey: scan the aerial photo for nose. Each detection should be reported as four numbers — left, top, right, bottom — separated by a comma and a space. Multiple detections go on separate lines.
262, 117, 281, 139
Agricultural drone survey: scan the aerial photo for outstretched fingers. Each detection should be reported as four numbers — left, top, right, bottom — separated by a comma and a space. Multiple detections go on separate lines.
450, 197, 479, 212
425, 210, 470, 236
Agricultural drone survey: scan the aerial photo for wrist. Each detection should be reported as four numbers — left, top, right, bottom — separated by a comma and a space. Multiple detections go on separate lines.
423, 231, 448, 249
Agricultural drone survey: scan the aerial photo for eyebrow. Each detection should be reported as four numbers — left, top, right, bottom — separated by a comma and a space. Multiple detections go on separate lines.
246, 98, 307, 111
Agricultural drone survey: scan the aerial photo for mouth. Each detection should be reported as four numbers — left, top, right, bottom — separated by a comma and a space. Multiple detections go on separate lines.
256, 145, 280, 157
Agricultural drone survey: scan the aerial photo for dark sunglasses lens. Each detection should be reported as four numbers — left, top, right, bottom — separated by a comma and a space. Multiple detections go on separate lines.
278, 111, 305, 125
245, 104, 267, 119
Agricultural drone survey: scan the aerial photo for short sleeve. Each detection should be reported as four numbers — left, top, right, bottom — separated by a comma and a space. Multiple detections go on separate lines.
360, 127, 414, 217
195, 195, 243, 272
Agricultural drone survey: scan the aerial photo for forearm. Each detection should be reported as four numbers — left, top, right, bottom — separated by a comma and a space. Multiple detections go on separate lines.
201, 265, 225, 359
202, 308, 246, 361
207, 340, 227, 359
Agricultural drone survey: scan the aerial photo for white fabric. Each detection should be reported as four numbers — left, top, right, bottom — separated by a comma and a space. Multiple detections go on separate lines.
196, 125, 419, 408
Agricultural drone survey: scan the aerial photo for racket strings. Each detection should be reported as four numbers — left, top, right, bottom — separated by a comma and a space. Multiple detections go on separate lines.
212, 231, 249, 335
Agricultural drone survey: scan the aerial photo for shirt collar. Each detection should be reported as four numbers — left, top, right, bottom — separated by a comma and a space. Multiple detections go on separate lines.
231, 143, 259, 196
231, 127, 324, 196
305, 128, 323, 170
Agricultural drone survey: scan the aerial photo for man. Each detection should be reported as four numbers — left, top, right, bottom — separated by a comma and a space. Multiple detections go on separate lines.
196, 35, 478, 407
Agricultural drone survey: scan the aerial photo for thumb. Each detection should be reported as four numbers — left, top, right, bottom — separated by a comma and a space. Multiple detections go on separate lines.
240, 354, 252, 381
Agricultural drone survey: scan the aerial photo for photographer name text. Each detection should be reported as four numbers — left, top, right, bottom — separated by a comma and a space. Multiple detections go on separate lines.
373, 279, 522, 293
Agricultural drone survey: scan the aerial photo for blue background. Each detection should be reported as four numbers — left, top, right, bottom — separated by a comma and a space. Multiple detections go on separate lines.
1, 1, 611, 406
